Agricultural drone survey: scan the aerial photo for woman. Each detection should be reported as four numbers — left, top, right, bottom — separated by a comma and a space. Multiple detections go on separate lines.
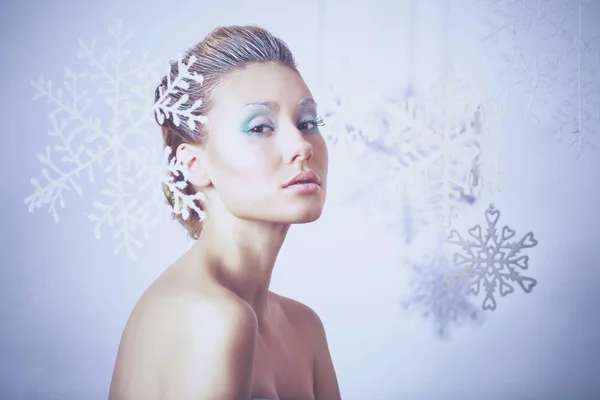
108, 25, 341, 400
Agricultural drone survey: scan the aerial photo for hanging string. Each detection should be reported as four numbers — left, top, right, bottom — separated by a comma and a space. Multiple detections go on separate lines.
405, 0, 418, 99
316, 0, 326, 89
441, 0, 451, 77
441, 0, 480, 201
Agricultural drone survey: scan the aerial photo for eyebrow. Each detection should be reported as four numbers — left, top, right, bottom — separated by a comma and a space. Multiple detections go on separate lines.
241, 96, 317, 110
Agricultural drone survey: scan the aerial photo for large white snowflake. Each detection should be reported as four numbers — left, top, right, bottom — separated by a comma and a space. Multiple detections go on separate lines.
445, 204, 539, 311
553, 0, 600, 158
478, 0, 571, 44
317, 67, 385, 155
496, 46, 560, 123
319, 64, 504, 232
387, 68, 504, 229
24, 20, 164, 260
479, 0, 600, 158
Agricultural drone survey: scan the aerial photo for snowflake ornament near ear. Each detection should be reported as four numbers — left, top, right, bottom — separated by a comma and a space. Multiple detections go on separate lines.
154, 53, 210, 223
162, 146, 207, 222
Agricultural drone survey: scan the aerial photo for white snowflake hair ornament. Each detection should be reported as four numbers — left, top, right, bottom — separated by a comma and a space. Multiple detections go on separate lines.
154, 53, 209, 222
162, 145, 207, 222
154, 53, 208, 130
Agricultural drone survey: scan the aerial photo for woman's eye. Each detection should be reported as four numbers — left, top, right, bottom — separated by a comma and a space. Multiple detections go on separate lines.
299, 121, 315, 130
247, 124, 272, 134
299, 116, 325, 131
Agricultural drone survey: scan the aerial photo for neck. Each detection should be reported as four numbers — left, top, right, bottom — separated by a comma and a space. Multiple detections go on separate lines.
195, 213, 290, 322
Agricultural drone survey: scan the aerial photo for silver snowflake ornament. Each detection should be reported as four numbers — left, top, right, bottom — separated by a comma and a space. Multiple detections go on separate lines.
445, 204, 539, 311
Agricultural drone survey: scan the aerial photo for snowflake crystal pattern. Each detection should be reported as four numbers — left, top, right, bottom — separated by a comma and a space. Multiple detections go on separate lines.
403, 238, 483, 338
479, 0, 572, 44
445, 204, 539, 311
386, 68, 504, 229
24, 20, 164, 260
479, 0, 600, 158
318, 82, 384, 155
496, 46, 560, 124
319, 65, 504, 231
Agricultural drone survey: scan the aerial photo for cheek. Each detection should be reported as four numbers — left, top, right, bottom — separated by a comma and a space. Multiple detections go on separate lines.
313, 137, 329, 172
209, 135, 279, 184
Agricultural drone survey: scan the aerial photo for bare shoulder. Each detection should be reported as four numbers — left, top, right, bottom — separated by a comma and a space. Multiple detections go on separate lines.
110, 273, 257, 400
271, 293, 326, 339
271, 293, 341, 400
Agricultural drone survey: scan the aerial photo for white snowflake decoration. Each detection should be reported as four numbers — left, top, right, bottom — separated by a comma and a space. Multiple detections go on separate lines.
478, 0, 571, 44
162, 146, 207, 222
479, 0, 600, 158
154, 54, 208, 131
445, 204, 539, 311
24, 20, 164, 261
496, 46, 560, 124
385, 67, 504, 229
319, 62, 504, 232
316, 61, 385, 155
469, 100, 508, 195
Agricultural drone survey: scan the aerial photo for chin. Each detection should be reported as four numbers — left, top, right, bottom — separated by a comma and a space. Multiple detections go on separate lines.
290, 209, 323, 224
258, 203, 324, 225
286, 200, 326, 223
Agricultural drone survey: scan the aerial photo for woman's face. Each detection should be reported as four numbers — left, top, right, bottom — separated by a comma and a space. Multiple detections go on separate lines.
200, 62, 328, 224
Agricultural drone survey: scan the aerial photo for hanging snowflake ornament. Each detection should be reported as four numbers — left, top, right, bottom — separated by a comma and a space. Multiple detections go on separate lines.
323, 67, 505, 236
479, 0, 600, 158
496, 46, 560, 124
316, 61, 385, 155
384, 67, 503, 230
382, 95, 433, 171
24, 20, 163, 261
445, 204, 539, 311
466, 99, 509, 197
402, 236, 483, 339
417, 67, 486, 227
478, 0, 571, 45
554, 1, 600, 159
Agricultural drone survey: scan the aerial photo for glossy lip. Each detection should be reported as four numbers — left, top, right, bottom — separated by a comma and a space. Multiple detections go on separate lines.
282, 170, 321, 188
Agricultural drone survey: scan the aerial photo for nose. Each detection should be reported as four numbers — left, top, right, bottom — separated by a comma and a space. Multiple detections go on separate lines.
280, 124, 313, 164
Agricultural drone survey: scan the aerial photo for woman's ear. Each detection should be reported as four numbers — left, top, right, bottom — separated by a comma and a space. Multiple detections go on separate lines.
175, 143, 211, 188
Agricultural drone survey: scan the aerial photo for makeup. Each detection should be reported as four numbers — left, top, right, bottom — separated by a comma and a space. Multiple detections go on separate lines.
282, 182, 320, 194
241, 111, 274, 136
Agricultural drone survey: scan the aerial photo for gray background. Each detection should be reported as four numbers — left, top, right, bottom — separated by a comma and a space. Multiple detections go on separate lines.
1, 0, 599, 399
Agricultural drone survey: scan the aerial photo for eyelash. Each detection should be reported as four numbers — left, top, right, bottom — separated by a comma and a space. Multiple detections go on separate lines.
299, 116, 326, 130
246, 116, 326, 135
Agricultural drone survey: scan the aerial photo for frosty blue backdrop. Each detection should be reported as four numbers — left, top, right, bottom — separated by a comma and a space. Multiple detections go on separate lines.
1, 0, 600, 399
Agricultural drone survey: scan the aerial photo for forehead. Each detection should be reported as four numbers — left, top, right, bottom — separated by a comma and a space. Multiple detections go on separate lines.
211, 63, 313, 112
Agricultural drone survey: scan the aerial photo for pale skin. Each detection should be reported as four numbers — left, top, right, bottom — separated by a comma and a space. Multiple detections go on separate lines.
108, 62, 341, 400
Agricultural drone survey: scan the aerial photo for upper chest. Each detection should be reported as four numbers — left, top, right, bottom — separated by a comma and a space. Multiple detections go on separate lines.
251, 319, 315, 400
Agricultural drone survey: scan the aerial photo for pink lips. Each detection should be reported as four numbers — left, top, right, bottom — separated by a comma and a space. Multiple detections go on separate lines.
283, 171, 321, 194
